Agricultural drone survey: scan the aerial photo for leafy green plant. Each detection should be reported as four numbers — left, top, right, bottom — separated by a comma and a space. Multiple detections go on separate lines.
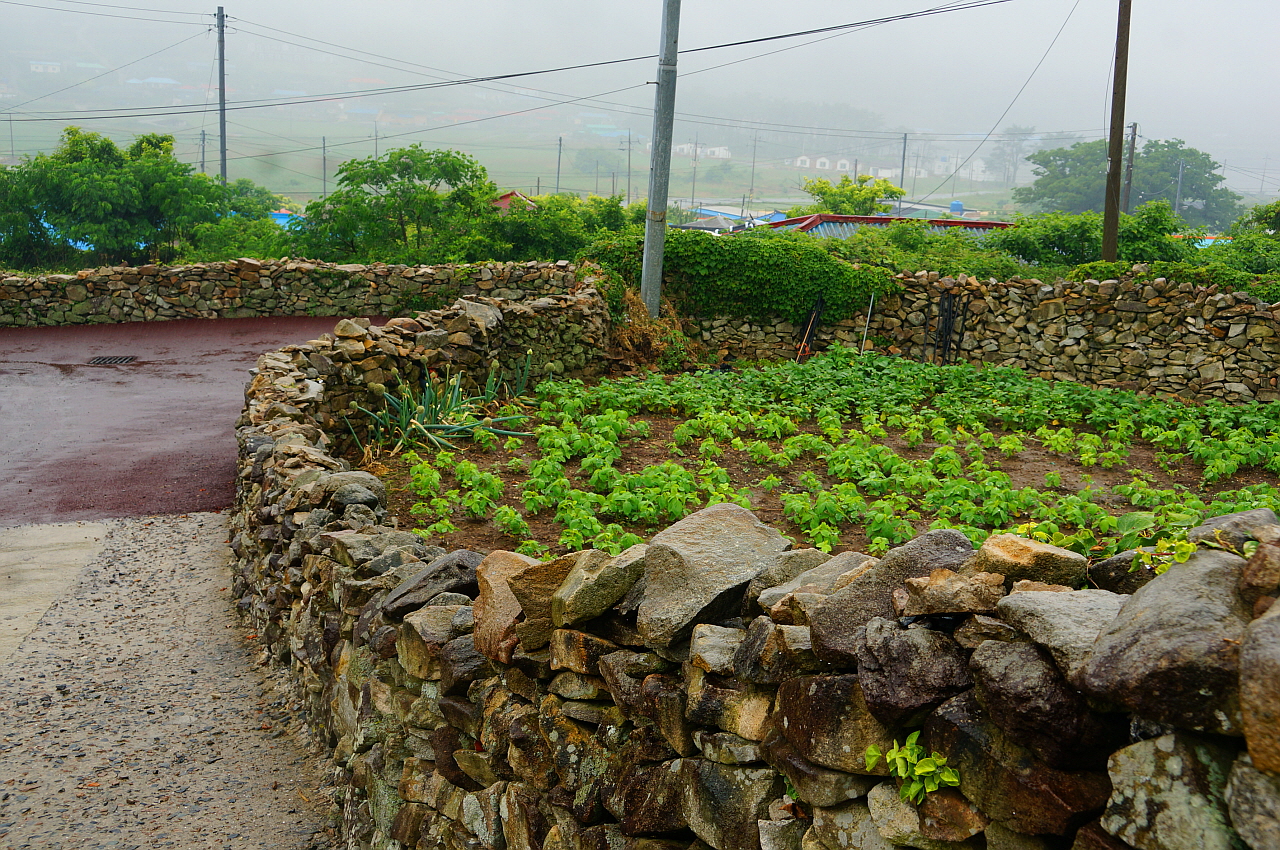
865, 732, 960, 805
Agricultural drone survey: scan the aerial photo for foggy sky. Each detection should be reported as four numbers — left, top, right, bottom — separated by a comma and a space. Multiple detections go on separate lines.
4, 0, 1278, 197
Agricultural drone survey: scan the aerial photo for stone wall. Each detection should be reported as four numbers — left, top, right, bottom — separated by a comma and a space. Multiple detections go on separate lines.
232, 311, 1280, 850
0, 259, 591, 327
694, 270, 1280, 403
238, 292, 609, 452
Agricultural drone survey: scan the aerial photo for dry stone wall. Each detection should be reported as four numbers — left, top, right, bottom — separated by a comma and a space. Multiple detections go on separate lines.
695, 269, 1280, 404
232, 311, 1280, 850
0, 259, 590, 327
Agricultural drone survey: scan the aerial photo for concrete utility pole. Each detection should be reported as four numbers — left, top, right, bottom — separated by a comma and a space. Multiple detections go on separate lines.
1121, 121, 1138, 212
555, 136, 563, 194
216, 6, 227, 185
1174, 158, 1186, 213
898, 133, 908, 215
199, 129, 206, 173
1101, 0, 1132, 261
321, 136, 327, 198
640, 0, 682, 318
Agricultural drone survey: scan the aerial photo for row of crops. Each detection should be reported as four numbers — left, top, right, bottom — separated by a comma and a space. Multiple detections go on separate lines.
383, 349, 1280, 569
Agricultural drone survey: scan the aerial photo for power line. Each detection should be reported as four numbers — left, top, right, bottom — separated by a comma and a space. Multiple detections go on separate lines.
0, 0, 208, 24
0, 29, 211, 115
9, 1, 1021, 123
33, 0, 206, 14
915, 0, 1084, 204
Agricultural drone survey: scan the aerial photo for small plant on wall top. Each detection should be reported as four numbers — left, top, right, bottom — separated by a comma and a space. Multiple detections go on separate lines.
865, 732, 960, 804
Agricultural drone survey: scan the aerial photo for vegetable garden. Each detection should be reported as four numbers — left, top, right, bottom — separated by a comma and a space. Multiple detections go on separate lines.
361, 348, 1280, 574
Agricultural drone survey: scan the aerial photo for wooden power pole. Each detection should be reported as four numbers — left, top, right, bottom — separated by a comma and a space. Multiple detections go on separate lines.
1101, 0, 1132, 261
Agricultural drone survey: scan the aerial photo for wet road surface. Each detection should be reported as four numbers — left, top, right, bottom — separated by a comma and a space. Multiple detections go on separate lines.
0, 317, 350, 527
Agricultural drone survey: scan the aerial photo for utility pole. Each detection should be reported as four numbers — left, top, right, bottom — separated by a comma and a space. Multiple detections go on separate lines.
612, 171, 617, 196
216, 5, 227, 185
898, 132, 908, 215
595, 160, 599, 195
1121, 121, 1138, 212
555, 136, 563, 194
690, 134, 699, 211
639, 0, 681, 318
1174, 158, 1185, 213
1101, 0, 1133, 262
374, 122, 379, 158
624, 130, 633, 205
321, 136, 327, 198
536, 177, 541, 195
747, 132, 758, 214
199, 129, 206, 173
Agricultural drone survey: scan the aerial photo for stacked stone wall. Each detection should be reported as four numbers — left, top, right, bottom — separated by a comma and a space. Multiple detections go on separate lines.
0, 259, 590, 327
695, 270, 1280, 403
232, 310, 1280, 850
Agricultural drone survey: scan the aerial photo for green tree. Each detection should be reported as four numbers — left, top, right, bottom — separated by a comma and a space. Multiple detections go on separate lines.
289, 145, 500, 263
1014, 138, 1242, 229
788, 173, 906, 217
4, 127, 223, 265
224, 178, 296, 219
984, 201, 1198, 268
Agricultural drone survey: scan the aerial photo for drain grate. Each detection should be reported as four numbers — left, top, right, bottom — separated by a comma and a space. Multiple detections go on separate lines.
88, 355, 137, 365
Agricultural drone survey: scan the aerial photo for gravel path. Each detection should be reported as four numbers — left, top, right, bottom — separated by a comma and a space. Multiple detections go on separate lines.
0, 513, 336, 850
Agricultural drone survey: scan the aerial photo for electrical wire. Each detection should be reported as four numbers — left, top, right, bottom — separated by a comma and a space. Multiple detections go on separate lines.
915, 0, 1084, 204
0, 29, 212, 115
10, 0, 1019, 122
0, 0, 208, 24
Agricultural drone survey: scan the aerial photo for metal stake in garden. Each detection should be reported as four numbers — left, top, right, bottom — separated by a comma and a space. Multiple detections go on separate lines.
639, 0, 682, 319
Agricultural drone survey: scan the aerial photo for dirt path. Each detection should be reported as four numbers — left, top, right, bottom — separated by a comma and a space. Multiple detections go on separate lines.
0, 512, 334, 850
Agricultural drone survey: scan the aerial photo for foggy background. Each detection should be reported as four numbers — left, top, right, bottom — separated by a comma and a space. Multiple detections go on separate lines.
2, 0, 1276, 207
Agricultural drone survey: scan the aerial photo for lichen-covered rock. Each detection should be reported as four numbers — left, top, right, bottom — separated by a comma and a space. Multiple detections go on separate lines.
1077, 550, 1250, 736
473, 550, 541, 664
638, 504, 790, 653
685, 665, 773, 742
733, 617, 824, 684
903, 569, 1006, 616
690, 624, 746, 676
923, 693, 1112, 836
997, 589, 1129, 682
754, 550, 872, 613
1188, 509, 1279, 552
963, 534, 1087, 588
970, 640, 1125, 772
1101, 733, 1245, 850
552, 545, 646, 627
1240, 601, 1280, 772
680, 759, 782, 850
549, 628, 619, 676
761, 725, 875, 807
748, 548, 836, 610
807, 799, 893, 850
774, 675, 894, 775
510, 552, 581, 651
1224, 752, 1280, 850
811, 530, 974, 664
866, 781, 981, 850
855, 618, 971, 726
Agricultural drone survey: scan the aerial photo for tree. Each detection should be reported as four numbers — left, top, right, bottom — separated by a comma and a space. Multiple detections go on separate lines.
488, 194, 645, 262
289, 146, 500, 263
983, 201, 1198, 267
224, 178, 296, 219
2, 127, 224, 266
788, 173, 906, 217
986, 125, 1040, 186
1014, 138, 1242, 229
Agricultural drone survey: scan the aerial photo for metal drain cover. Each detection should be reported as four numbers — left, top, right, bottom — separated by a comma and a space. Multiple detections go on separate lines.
88, 356, 137, 365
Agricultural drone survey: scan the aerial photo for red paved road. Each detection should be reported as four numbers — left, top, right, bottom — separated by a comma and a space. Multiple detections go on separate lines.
0, 316, 356, 527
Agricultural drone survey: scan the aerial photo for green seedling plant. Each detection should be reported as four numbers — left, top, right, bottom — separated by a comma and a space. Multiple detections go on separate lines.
369, 348, 1280, 560
865, 732, 960, 805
